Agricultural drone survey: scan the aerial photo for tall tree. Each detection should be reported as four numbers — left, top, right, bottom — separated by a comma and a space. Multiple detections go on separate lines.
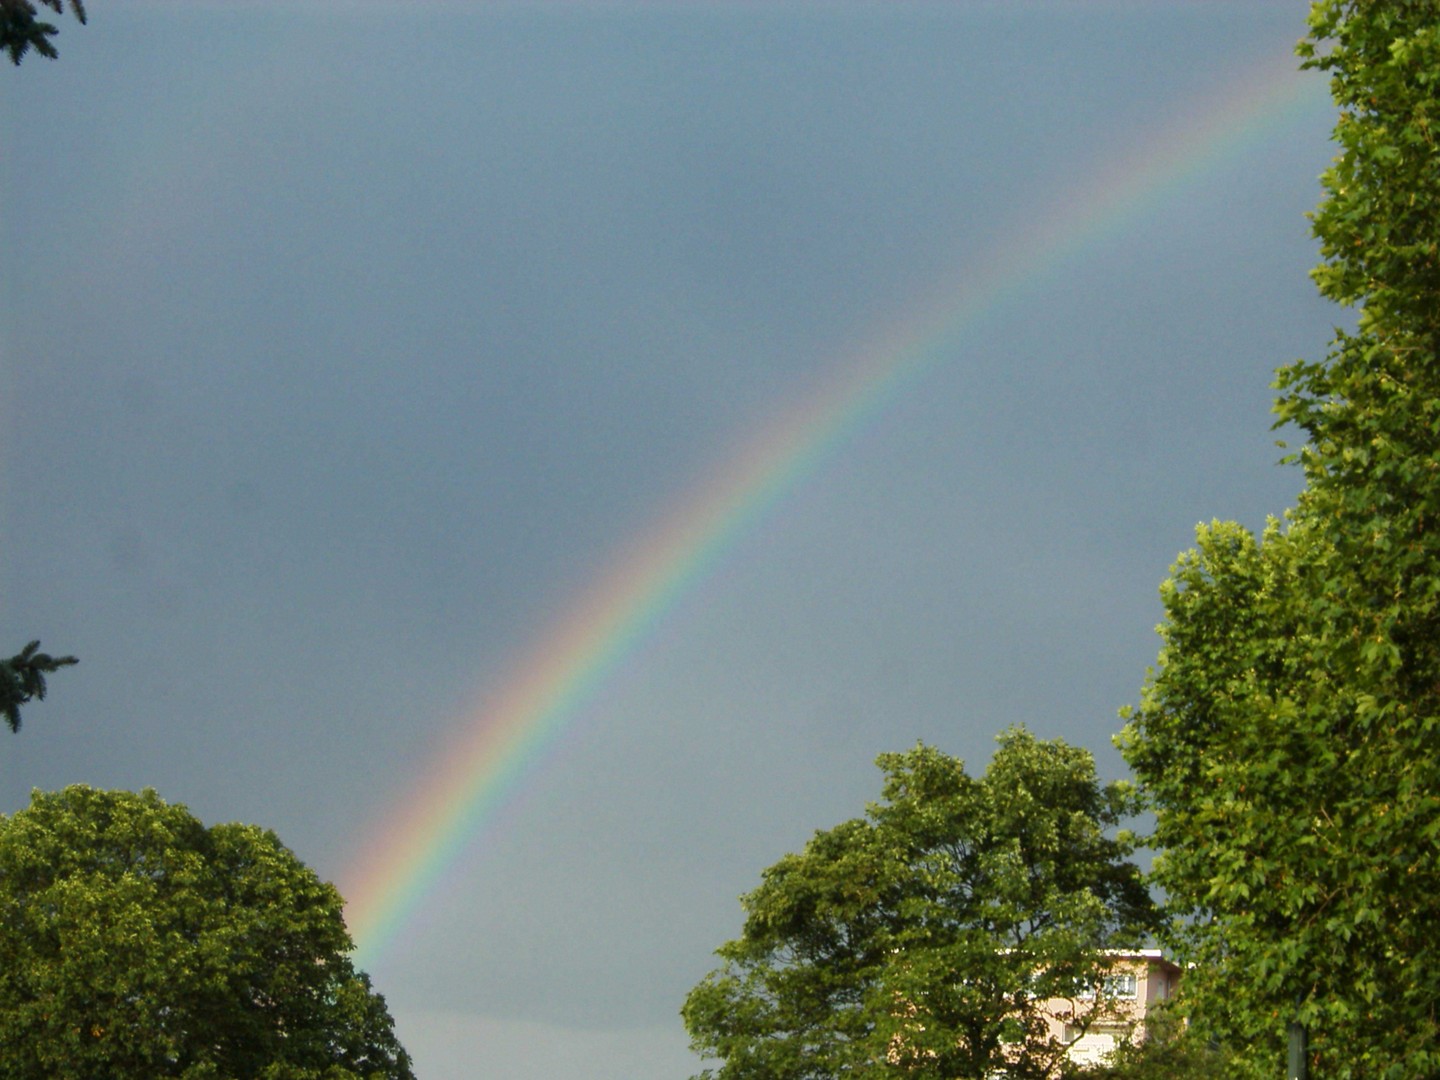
0, 0, 86, 64
0, 786, 414, 1079
1119, 2, 1440, 1075
683, 731, 1154, 1080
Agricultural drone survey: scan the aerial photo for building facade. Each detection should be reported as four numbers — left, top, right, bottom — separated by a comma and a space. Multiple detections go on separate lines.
1041, 949, 1182, 1069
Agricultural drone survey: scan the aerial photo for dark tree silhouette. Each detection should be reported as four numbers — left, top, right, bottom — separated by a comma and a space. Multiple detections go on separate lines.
1, 0, 86, 64
0, 641, 77, 733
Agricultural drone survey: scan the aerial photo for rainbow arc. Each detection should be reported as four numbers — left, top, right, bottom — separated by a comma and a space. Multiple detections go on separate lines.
341, 53, 1328, 969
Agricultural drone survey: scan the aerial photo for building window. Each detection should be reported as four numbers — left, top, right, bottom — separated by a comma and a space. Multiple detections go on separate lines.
1076, 972, 1138, 1000
1106, 973, 1138, 999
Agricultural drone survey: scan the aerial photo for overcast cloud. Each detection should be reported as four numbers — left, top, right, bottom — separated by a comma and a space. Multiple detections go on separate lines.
3, 3, 1337, 1077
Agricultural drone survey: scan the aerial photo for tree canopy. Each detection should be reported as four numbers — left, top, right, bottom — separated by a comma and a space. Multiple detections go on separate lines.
682, 730, 1154, 1080
0, 786, 414, 1080
1118, 1, 1440, 1075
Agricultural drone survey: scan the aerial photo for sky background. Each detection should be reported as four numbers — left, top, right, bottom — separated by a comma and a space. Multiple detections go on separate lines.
4, 3, 1340, 1077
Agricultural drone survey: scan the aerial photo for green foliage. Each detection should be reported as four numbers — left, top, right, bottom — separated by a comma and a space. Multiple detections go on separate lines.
0, 0, 86, 64
0, 786, 414, 1079
1119, 2, 1440, 1076
0, 640, 77, 733
682, 730, 1155, 1080
1084, 1007, 1235, 1080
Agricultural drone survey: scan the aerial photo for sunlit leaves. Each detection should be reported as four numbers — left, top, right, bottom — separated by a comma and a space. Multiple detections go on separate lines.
1121, 3, 1440, 1075
683, 732, 1154, 1080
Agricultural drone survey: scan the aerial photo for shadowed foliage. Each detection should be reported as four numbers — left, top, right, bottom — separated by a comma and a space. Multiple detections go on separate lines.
0, 786, 414, 1079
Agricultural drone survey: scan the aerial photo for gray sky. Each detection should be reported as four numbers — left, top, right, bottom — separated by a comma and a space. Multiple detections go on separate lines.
4, 3, 1337, 1078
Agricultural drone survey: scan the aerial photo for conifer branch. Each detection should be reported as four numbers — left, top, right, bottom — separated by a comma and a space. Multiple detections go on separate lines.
0, 641, 78, 733
1, 0, 87, 65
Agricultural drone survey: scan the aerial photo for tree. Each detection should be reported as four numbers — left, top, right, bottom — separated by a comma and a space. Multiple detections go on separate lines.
682, 730, 1154, 1080
1118, 2, 1440, 1075
0, 786, 414, 1079
1, 0, 85, 64
1086, 1007, 1233, 1080
0, 640, 78, 733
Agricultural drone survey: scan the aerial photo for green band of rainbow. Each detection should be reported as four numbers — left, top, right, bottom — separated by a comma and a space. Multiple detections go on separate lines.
341, 54, 1328, 968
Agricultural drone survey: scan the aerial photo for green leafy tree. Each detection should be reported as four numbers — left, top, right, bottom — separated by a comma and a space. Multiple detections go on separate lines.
1086, 1007, 1233, 1080
682, 730, 1154, 1080
1118, 2, 1440, 1075
0, 786, 414, 1079
0, 0, 86, 64
0, 640, 78, 733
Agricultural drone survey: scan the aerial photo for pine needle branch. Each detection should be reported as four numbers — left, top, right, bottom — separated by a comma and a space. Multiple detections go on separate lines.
1, 641, 78, 733
1, 0, 87, 65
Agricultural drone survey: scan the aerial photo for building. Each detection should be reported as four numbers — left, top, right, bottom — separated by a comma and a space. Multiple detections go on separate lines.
884, 949, 1183, 1076
1042, 949, 1182, 1069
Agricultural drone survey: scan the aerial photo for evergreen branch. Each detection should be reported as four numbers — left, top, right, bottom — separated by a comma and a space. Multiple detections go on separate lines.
0, 641, 78, 733
1, 0, 87, 65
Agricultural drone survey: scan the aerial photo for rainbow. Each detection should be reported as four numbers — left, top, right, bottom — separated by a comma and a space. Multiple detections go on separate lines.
341, 53, 1329, 968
